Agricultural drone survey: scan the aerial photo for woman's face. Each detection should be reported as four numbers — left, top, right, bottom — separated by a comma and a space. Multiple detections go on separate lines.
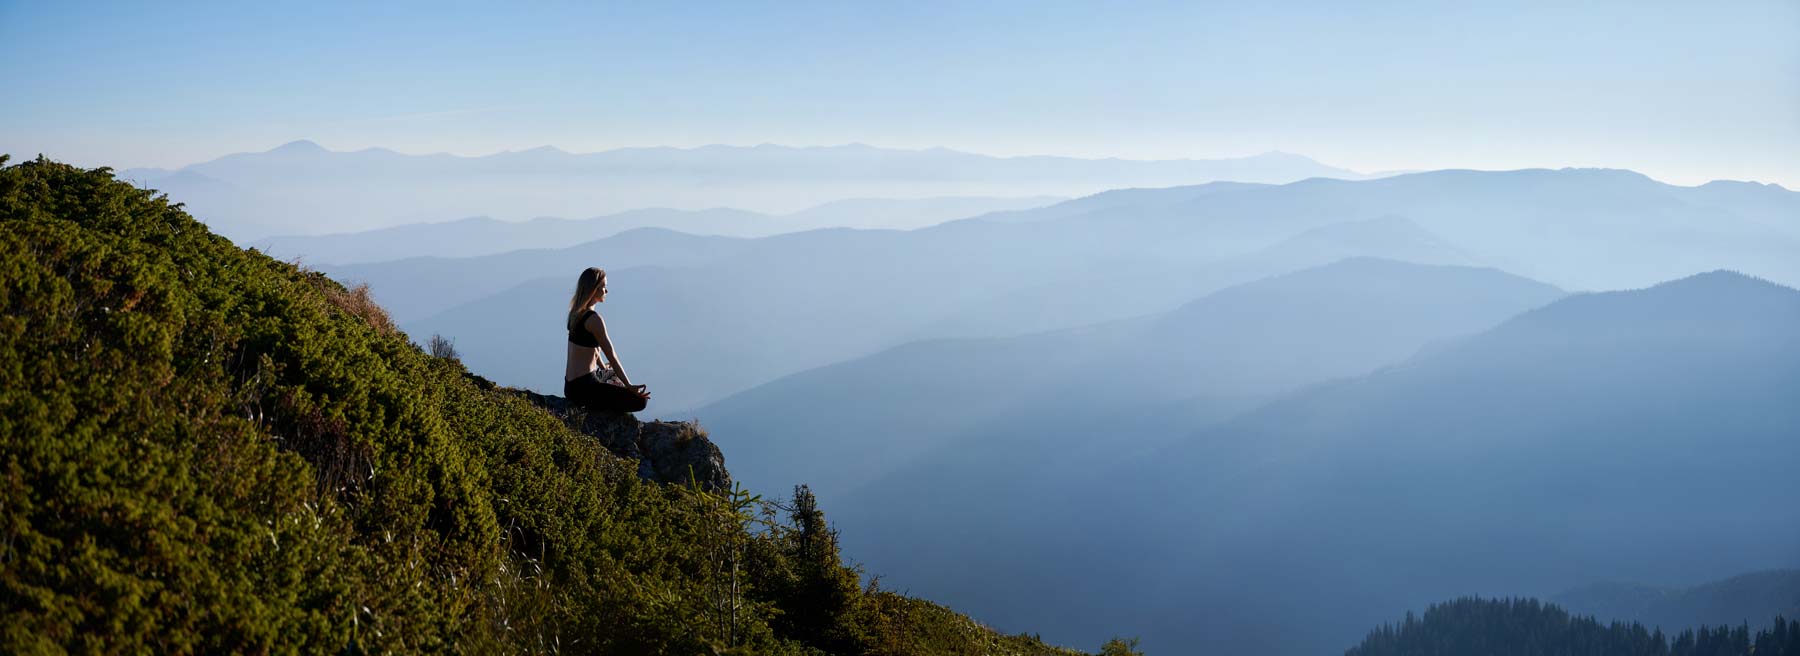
594, 278, 609, 304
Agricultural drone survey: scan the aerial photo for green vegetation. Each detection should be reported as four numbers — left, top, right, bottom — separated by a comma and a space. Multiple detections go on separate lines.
1347, 597, 1800, 656
0, 155, 1090, 654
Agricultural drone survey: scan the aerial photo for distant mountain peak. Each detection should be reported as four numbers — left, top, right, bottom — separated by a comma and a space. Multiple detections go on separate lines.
1699, 179, 1792, 192
1653, 269, 1784, 293
1501, 268, 1800, 335
1555, 166, 1655, 181
269, 139, 327, 154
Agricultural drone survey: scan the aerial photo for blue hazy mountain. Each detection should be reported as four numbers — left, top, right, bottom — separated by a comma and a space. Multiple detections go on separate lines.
398, 219, 1494, 414
1684, 180, 1800, 239
697, 258, 1564, 500
254, 209, 772, 265
252, 195, 1065, 266
403, 221, 1014, 412
1554, 569, 1800, 635
115, 168, 299, 239
326, 228, 753, 324
1032, 167, 1800, 291
827, 271, 1800, 655
125, 140, 1364, 239
781, 195, 1068, 231
975, 180, 1272, 224
910, 215, 1484, 339
386, 168, 1800, 415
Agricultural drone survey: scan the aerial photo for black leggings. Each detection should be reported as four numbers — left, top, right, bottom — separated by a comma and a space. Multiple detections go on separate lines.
564, 372, 646, 414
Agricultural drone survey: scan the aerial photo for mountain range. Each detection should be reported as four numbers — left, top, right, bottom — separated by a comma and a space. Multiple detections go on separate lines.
698, 258, 1566, 501
371, 167, 1800, 414
121, 140, 1370, 239
1555, 569, 1800, 634
821, 270, 1800, 654
251, 195, 1065, 265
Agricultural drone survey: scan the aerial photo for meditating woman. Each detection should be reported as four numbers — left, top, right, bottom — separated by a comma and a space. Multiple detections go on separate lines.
564, 267, 650, 413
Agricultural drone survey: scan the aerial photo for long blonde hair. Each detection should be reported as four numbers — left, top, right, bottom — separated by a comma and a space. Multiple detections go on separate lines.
567, 267, 606, 329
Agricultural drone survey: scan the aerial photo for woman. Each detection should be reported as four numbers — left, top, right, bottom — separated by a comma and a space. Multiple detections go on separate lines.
564, 267, 651, 413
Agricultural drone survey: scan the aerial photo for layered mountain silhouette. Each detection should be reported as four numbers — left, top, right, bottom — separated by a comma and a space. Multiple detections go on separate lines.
1554, 569, 1800, 635
906, 215, 1484, 339
379, 168, 1800, 415
1027, 167, 1800, 290
698, 258, 1564, 500
252, 195, 1064, 265
256, 208, 768, 265
327, 228, 752, 323
825, 271, 1800, 655
123, 140, 1365, 239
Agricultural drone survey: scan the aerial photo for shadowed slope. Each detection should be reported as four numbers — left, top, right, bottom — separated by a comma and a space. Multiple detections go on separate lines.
700, 258, 1564, 502
1074, 271, 1800, 655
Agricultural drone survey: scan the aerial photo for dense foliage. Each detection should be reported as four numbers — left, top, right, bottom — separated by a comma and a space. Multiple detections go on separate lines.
0, 156, 1087, 654
1347, 597, 1800, 656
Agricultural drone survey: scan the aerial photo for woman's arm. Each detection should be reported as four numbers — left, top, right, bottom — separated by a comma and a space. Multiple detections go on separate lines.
586, 312, 633, 387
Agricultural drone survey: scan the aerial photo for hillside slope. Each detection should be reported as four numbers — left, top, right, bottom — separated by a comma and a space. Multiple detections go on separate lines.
0, 156, 1090, 655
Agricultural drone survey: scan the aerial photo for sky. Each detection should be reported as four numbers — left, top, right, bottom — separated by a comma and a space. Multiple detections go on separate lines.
2, 0, 1796, 186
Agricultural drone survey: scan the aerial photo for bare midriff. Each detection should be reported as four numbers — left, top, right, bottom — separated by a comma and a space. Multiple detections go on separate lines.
565, 342, 610, 383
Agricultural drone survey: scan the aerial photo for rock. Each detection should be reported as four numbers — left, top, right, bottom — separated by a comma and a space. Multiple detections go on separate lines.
509, 386, 732, 493
637, 420, 730, 493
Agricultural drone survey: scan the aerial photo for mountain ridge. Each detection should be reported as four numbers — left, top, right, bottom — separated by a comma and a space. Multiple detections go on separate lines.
811, 267, 1800, 655
117, 140, 1378, 239
1554, 569, 1800, 634
254, 195, 1065, 265
698, 257, 1565, 501
133, 139, 1368, 171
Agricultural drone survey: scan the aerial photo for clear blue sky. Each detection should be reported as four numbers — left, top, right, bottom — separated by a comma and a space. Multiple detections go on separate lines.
3, 1, 1795, 186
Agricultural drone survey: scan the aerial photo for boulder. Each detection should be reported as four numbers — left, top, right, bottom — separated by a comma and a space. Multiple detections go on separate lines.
509, 386, 732, 492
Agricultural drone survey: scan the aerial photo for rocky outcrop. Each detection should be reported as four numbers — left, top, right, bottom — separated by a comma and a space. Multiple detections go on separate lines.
511, 387, 732, 493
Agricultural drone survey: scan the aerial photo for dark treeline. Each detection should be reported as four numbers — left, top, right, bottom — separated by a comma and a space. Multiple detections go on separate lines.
1346, 597, 1800, 656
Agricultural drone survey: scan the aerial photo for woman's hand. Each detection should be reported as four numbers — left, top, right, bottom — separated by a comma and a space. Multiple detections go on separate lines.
630, 384, 650, 400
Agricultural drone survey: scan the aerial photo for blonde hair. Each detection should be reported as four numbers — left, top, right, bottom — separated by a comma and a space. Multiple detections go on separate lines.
567, 267, 606, 329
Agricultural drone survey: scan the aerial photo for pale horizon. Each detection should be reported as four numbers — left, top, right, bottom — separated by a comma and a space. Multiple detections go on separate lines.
4, 2, 1795, 188
87, 137, 1788, 191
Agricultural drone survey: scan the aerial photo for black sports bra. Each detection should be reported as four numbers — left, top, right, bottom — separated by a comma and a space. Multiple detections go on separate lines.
568, 309, 601, 348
